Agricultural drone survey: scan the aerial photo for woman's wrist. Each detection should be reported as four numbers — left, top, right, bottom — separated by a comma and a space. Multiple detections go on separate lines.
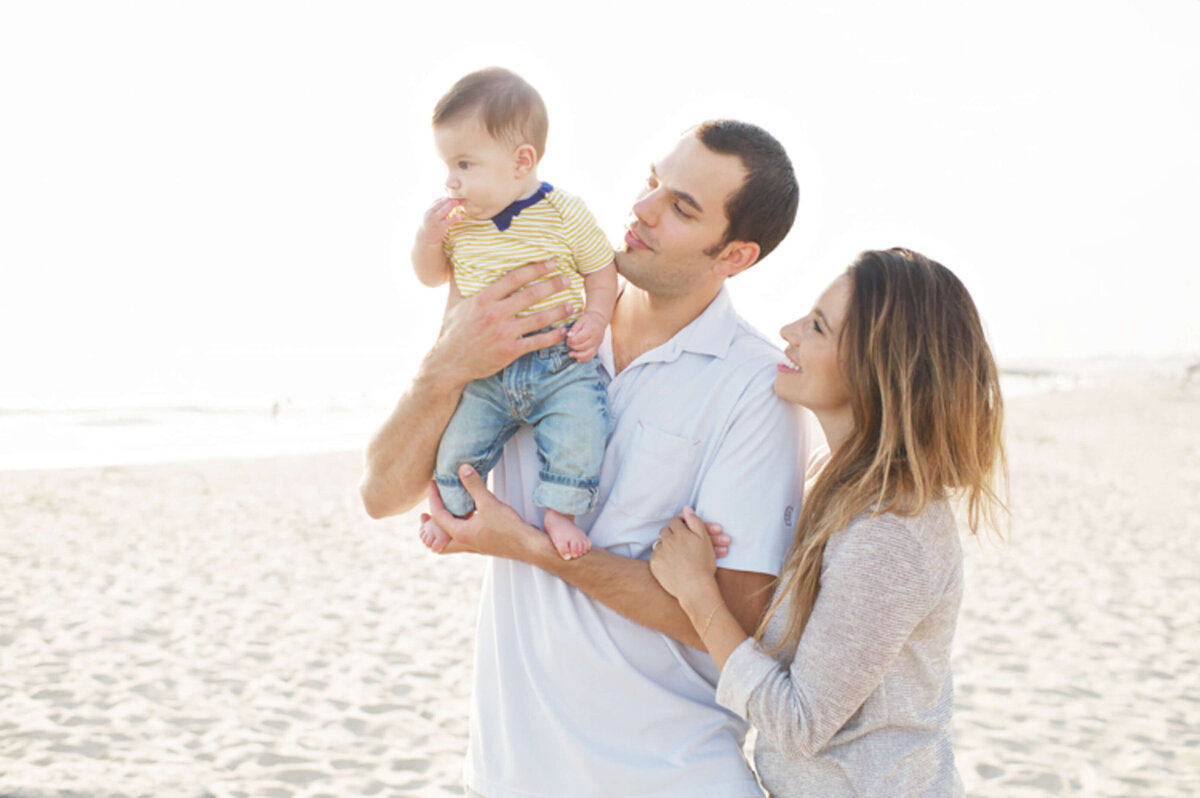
679, 581, 724, 629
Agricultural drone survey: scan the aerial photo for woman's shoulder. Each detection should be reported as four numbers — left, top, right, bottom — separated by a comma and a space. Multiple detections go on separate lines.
826, 501, 960, 571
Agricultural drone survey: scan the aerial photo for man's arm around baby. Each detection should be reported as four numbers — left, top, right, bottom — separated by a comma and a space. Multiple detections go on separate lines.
360, 261, 573, 518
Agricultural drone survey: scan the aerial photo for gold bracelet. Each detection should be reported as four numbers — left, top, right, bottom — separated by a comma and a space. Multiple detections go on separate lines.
700, 600, 726, 637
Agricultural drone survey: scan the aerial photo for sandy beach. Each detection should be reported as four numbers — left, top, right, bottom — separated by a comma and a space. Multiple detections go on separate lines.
2, 374, 1198, 797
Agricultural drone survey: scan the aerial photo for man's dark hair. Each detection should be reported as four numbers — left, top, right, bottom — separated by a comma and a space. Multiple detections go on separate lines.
696, 120, 799, 264
433, 67, 549, 159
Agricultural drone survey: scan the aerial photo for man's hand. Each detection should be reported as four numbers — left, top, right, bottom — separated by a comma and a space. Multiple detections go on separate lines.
427, 260, 576, 388
566, 311, 607, 362
425, 464, 555, 560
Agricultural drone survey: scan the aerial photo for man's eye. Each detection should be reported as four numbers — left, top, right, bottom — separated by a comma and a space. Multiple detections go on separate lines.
673, 202, 693, 219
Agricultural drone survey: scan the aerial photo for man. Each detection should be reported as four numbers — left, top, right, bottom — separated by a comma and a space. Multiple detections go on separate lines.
362, 120, 808, 797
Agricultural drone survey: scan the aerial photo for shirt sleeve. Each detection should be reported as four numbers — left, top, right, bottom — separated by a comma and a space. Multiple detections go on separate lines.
555, 191, 616, 275
714, 517, 937, 757
693, 360, 808, 577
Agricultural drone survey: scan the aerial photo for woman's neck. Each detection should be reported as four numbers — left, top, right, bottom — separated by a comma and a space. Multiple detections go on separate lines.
814, 408, 854, 454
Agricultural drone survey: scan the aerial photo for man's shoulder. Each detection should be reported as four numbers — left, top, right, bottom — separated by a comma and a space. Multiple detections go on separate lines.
729, 313, 780, 355
718, 311, 784, 384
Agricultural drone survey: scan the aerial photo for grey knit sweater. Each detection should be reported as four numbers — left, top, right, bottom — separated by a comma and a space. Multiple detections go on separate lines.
716, 500, 966, 797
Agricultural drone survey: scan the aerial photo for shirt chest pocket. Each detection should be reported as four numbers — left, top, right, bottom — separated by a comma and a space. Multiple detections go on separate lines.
605, 421, 704, 524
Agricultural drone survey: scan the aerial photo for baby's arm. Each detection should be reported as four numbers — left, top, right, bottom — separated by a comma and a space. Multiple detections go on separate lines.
412, 197, 461, 287
567, 260, 617, 362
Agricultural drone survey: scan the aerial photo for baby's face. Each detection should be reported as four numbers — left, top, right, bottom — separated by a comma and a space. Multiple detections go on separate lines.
434, 115, 526, 220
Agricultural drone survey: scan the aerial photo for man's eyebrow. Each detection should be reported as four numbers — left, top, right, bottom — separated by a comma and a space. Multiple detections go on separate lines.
650, 164, 703, 214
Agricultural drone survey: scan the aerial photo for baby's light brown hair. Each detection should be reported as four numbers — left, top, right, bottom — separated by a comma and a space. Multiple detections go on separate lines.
433, 68, 549, 159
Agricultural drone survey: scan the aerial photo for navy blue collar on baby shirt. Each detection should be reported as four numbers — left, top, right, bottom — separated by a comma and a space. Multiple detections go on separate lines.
490, 182, 553, 231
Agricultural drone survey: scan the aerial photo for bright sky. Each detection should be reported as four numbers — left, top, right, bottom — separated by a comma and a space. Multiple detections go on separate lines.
2, 0, 1197, 408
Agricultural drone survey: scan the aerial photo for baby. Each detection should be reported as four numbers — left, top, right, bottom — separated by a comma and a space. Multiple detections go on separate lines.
413, 67, 617, 560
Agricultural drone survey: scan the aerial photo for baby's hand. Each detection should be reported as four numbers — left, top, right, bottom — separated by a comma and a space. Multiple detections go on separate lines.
566, 311, 607, 362
416, 197, 463, 248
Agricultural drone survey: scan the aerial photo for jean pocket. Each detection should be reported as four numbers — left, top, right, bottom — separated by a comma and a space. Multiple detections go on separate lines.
606, 421, 703, 523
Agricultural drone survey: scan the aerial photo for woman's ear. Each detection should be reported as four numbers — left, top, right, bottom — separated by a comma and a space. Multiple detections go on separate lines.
514, 143, 537, 177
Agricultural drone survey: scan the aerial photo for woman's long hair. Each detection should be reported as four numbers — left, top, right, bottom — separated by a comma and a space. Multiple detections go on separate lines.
756, 248, 1007, 653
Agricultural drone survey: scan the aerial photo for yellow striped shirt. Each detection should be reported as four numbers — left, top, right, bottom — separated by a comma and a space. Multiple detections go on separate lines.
445, 186, 614, 322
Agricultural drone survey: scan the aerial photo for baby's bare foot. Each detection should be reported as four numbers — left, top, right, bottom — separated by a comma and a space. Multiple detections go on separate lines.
418, 513, 451, 553
544, 509, 591, 560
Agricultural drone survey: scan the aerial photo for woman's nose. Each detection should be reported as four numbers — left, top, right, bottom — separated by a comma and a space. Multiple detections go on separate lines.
780, 318, 803, 343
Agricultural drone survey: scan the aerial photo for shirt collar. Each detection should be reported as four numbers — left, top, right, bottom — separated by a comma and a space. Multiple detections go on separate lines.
597, 285, 738, 378
663, 284, 738, 360
491, 181, 553, 231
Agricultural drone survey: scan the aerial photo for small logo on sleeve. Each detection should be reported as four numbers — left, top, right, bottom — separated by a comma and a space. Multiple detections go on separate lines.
784, 506, 795, 526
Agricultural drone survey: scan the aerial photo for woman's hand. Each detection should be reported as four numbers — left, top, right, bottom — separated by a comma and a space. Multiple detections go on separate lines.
649, 507, 720, 601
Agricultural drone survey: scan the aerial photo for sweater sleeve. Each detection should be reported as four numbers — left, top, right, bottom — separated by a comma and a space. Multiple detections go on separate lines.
715, 516, 937, 758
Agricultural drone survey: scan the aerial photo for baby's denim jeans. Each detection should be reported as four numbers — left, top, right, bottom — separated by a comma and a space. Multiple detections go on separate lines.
435, 339, 609, 517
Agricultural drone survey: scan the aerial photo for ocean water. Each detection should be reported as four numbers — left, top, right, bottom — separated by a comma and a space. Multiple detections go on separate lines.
0, 399, 393, 472
1, 356, 1191, 472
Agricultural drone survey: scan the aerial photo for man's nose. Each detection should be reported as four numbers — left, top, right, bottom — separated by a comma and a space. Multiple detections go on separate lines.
631, 189, 659, 226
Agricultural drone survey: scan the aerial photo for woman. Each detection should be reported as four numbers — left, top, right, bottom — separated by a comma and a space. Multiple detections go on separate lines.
649, 248, 1006, 797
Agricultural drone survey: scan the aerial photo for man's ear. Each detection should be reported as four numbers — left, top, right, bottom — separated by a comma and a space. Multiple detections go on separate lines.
514, 143, 537, 177
712, 240, 761, 278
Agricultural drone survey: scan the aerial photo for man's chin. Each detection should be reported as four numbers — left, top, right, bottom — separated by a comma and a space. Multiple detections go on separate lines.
613, 249, 635, 276
613, 251, 651, 289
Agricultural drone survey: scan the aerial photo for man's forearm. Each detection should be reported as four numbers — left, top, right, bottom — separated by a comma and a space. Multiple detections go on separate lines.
543, 548, 705, 647
424, 463, 774, 650
360, 361, 463, 518
538, 547, 772, 652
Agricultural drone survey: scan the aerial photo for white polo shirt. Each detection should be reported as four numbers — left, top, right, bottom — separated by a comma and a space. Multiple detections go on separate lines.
466, 286, 809, 798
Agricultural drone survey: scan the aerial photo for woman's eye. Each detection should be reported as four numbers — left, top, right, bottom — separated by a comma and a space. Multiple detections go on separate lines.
813, 320, 824, 334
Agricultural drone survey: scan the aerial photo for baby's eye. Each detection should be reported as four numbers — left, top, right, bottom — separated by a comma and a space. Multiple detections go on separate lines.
458, 161, 470, 170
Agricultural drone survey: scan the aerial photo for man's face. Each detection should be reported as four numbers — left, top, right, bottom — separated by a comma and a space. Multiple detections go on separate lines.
616, 133, 748, 297
434, 114, 524, 220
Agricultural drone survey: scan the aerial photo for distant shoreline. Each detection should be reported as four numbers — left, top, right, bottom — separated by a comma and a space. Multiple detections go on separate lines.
3, 357, 1196, 474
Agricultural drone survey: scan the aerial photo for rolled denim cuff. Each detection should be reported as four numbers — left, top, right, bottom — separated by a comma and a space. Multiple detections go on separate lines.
434, 475, 476, 517
533, 478, 598, 517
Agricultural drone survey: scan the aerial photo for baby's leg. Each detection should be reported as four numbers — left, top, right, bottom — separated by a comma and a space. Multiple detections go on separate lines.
527, 353, 609, 561
543, 509, 591, 560
434, 375, 520, 517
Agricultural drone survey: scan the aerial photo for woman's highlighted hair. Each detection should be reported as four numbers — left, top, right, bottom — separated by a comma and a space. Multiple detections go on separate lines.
759, 248, 1008, 652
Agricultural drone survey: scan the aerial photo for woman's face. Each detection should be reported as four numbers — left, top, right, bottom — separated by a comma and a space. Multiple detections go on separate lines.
775, 274, 853, 417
